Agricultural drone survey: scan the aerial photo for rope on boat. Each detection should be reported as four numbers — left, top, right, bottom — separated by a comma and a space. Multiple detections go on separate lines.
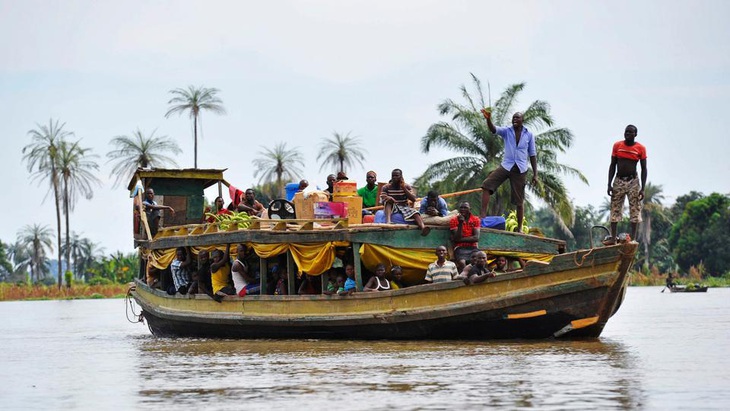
124, 284, 144, 324
573, 247, 595, 267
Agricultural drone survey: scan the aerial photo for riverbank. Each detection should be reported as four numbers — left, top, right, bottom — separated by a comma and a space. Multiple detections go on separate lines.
0, 283, 130, 301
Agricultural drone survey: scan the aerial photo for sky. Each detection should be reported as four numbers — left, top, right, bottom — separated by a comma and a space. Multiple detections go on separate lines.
1, 0, 729, 255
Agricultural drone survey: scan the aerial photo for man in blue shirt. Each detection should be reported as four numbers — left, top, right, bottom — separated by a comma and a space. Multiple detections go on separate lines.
419, 191, 449, 217
479, 110, 538, 232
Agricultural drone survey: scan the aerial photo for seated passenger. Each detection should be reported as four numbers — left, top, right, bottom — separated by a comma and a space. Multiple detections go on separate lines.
169, 246, 193, 295
211, 245, 236, 298
425, 245, 459, 283
231, 244, 258, 297
456, 250, 480, 284
363, 263, 391, 292
419, 191, 449, 217
298, 273, 320, 295
206, 196, 232, 223
339, 264, 357, 295
450, 202, 481, 269
237, 189, 265, 217
390, 265, 406, 290
188, 249, 215, 299
322, 269, 338, 295
468, 251, 496, 284
274, 267, 288, 295
357, 171, 379, 210
380, 169, 431, 236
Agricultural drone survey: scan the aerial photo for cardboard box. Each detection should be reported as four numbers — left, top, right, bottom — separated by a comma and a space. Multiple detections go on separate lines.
333, 195, 363, 224
314, 202, 348, 219
293, 191, 329, 220
334, 181, 358, 196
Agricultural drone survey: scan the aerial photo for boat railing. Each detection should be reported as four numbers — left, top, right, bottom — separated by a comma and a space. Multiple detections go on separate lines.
153, 217, 352, 239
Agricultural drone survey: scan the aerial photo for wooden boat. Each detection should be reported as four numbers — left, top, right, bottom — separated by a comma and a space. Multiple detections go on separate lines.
668, 284, 708, 293
127, 168, 638, 340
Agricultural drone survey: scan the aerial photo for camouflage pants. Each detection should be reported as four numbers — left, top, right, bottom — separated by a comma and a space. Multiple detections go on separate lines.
610, 177, 642, 223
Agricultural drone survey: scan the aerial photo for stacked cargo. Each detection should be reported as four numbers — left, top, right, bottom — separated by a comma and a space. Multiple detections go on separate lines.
332, 181, 362, 224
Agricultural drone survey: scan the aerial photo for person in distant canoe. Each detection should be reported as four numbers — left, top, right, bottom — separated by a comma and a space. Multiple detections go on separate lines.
357, 171, 379, 209
419, 190, 449, 217
237, 188, 265, 217
364, 263, 391, 292
380, 169, 431, 236
450, 202, 481, 269
425, 245, 459, 284
607, 124, 647, 243
468, 251, 496, 284
479, 110, 538, 232
142, 188, 175, 238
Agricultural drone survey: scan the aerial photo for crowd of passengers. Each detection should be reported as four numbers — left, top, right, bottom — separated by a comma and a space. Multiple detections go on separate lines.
146, 243, 525, 301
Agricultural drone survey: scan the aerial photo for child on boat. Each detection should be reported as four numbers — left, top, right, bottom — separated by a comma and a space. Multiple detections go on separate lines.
390, 265, 406, 290
339, 264, 356, 295
364, 263, 391, 292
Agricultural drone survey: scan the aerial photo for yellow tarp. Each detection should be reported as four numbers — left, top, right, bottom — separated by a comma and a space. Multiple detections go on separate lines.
143, 241, 554, 281
144, 241, 349, 276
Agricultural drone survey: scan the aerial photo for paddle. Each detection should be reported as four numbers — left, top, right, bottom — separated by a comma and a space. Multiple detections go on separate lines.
660, 287, 666, 293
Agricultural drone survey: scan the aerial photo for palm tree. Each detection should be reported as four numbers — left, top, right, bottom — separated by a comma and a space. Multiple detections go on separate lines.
638, 182, 669, 268
58, 140, 101, 277
22, 119, 69, 287
0, 241, 13, 281
252, 142, 305, 198
316, 131, 367, 174
107, 129, 182, 187
165, 85, 226, 168
417, 75, 587, 227
16, 224, 54, 283
62, 233, 103, 281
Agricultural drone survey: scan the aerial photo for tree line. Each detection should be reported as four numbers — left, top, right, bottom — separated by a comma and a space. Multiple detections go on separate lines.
3, 76, 727, 286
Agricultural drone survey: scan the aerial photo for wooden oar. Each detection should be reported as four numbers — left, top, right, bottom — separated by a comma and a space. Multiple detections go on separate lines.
364, 187, 483, 211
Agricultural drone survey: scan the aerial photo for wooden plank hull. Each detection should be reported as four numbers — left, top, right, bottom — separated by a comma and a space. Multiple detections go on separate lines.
668, 286, 708, 293
131, 242, 637, 340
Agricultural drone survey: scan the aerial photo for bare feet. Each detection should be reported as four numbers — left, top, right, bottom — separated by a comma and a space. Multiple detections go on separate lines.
420, 226, 431, 236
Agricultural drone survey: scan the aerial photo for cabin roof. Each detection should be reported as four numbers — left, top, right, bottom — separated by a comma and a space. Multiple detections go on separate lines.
127, 168, 227, 190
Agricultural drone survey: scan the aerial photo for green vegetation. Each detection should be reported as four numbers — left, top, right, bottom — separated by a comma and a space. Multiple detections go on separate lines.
6, 78, 727, 296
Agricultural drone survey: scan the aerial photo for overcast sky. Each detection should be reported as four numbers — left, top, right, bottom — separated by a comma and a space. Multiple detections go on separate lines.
1, 0, 728, 254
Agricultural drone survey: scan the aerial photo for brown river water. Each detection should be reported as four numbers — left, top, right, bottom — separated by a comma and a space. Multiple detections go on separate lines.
1, 287, 729, 410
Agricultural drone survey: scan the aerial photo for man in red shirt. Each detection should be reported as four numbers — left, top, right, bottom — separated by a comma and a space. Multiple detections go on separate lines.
607, 124, 647, 243
450, 201, 481, 269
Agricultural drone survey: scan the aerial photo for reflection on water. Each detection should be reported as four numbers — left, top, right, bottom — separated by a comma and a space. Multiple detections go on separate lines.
5, 288, 730, 410
132, 337, 643, 410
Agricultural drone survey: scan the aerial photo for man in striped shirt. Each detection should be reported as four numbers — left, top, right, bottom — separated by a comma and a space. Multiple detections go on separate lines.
380, 169, 431, 236
425, 246, 459, 283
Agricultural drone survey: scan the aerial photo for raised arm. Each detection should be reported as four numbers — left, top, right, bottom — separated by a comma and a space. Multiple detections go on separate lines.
481, 108, 497, 134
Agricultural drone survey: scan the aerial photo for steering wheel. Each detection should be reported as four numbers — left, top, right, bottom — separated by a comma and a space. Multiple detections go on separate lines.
268, 199, 296, 219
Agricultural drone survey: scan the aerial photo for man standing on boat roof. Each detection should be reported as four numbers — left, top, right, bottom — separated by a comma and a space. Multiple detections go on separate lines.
479, 109, 538, 232
142, 188, 175, 238
607, 124, 647, 242
380, 169, 431, 236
